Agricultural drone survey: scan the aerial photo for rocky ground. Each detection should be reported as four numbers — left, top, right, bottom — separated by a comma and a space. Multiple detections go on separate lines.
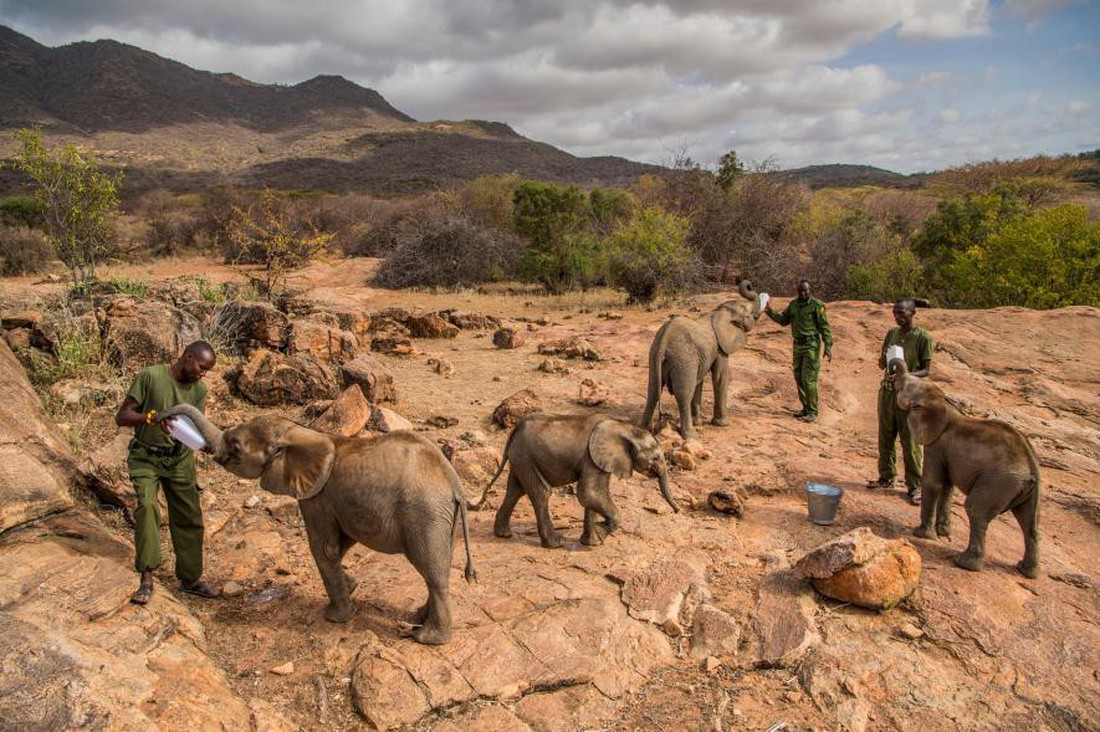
1, 256, 1098, 731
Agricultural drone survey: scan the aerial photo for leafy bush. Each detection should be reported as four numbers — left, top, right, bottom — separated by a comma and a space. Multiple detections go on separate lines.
0, 225, 54, 275
606, 207, 692, 304
513, 181, 601, 293
0, 195, 46, 227
27, 318, 106, 386
373, 209, 523, 288
846, 248, 925, 303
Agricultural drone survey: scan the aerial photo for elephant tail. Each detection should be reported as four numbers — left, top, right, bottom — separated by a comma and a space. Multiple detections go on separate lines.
468, 434, 514, 510
455, 494, 477, 583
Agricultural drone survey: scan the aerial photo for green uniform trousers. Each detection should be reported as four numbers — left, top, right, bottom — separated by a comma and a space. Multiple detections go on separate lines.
793, 346, 821, 416
877, 386, 922, 492
129, 445, 204, 582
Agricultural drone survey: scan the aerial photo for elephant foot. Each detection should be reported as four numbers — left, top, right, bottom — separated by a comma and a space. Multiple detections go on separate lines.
411, 602, 430, 624
412, 624, 451, 646
1017, 560, 1040, 579
493, 526, 513, 539
540, 535, 563, 549
324, 601, 356, 623
580, 533, 600, 546
344, 575, 359, 596
913, 525, 936, 540
935, 525, 951, 539
711, 417, 729, 427
953, 551, 984, 573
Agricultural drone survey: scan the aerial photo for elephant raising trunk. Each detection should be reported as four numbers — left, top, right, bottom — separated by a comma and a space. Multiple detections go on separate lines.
640, 278, 763, 438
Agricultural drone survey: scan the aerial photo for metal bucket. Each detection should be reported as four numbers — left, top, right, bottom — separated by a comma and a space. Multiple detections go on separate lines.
805, 483, 844, 525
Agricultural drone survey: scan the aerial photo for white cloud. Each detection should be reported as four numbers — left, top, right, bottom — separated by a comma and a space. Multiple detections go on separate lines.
938, 108, 962, 122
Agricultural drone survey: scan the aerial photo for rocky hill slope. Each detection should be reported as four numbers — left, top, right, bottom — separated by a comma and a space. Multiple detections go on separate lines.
0, 257, 1097, 730
0, 25, 663, 195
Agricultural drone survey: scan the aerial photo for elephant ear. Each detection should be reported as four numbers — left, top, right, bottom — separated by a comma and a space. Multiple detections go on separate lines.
712, 304, 749, 356
260, 425, 336, 500
907, 388, 950, 445
589, 420, 634, 479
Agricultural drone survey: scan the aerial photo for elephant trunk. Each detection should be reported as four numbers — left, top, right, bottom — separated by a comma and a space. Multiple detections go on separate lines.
657, 465, 680, 513
157, 403, 225, 456
737, 278, 762, 316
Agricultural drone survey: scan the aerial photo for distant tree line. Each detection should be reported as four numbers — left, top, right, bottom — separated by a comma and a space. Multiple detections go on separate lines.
2, 126, 1098, 309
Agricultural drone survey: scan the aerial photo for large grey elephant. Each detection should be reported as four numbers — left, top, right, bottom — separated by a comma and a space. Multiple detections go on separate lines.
891, 360, 1041, 578
473, 413, 680, 548
158, 404, 475, 645
640, 279, 763, 438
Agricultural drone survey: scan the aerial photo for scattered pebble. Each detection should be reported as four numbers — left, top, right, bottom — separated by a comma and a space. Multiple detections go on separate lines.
244, 495, 261, 509
270, 662, 294, 676
222, 581, 244, 597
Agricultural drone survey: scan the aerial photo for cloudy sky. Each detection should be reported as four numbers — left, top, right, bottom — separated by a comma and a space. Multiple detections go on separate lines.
2, 0, 1097, 173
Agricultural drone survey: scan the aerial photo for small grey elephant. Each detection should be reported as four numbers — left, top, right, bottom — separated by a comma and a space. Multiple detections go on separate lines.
473, 413, 680, 548
640, 279, 763, 438
158, 404, 475, 645
891, 359, 1041, 578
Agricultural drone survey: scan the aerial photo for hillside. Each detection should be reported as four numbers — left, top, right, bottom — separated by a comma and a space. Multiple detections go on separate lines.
0, 257, 1097, 730
775, 164, 930, 190
0, 25, 664, 196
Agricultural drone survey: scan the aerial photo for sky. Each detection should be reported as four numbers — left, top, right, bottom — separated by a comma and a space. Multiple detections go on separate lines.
2, 0, 1098, 173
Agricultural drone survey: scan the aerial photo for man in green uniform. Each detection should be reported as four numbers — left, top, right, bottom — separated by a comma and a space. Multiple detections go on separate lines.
115, 341, 218, 605
765, 279, 834, 423
870, 297, 934, 505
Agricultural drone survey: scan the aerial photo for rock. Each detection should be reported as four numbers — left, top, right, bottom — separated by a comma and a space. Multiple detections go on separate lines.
492, 389, 543, 428
101, 297, 203, 371
492, 327, 525, 349
223, 581, 245, 597
459, 430, 487, 446
369, 405, 414, 433
208, 301, 290, 354
690, 604, 742, 659
898, 622, 924, 640
3, 328, 31, 351
537, 358, 570, 374
681, 438, 711, 460
370, 336, 416, 356
352, 651, 431, 731
447, 447, 501, 505
326, 306, 373, 341
670, 450, 697, 471
424, 415, 459, 429
82, 432, 136, 509
577, 378, 609, 406
537, 337, 602, 361
598, 311, 624, 320
435, 705, 532, 732
704, 656, 722, 673
708, 489, 745, 517
341, 354, 397, 404
0, 310, 42, 329
443, 310, 500, 330
309, 385, 370, 436
428, 357, 455, 377
793, 527, 922, 610
244, 495, 262, 509
270, 662, 295, 676
751, 555, 821, 668
47, 378, 122, 409
232, 350, 340, 406
287, 314, 358, 364
407, 313, 460, 339
621, 557, 709, 628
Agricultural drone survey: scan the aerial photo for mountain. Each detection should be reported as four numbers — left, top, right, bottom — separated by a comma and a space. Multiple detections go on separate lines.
0, 25, 663, 195
774, 164, 929, 189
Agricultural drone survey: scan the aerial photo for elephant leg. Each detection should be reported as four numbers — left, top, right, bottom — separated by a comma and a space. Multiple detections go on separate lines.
577, 479, 620, 546
672, 374, 697, 438
531, 490, 562, 549
339, 532, 359, 595
935, 485, 956, 538
402, 525, 454, 645
493, 472, 524, 539
914, 462, 946, 539
1011, 495, 1041, 579
691, 381, 704, 425
301, 509, 355, 622
711, 357, 729, 426
955, 493, 998, 573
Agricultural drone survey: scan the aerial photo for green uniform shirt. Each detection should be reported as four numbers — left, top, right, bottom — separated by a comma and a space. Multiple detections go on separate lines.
879, 326, 934, 390
126, 364, 207, 449
766, 297, 834, 352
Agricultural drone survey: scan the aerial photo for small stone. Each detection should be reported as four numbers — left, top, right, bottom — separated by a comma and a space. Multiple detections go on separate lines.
671, 450, 697, 471
899, 622, 924, 640
708, 489, 745, 517
704, 656, 722, 673
223, 581, 245, 597
244, 495, 262, 509
270, 662, 295, 676
492, 327, 525, 349
662, 619, 684, 637
238, 479, 251, 485
578, 378, 609, 406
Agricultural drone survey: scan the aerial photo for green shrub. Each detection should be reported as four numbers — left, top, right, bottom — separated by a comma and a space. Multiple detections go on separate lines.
0, 225, 54, 275
0, 195, 46, 227
845, 248, 925, 303
106, 277, 150, 297
605, 207, 692, 303
27, 320, 106, 386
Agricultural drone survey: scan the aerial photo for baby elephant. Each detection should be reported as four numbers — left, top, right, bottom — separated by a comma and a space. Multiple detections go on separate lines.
891, 360, 1041, 578
474, 413, 680, 548
158, 404, 475, 645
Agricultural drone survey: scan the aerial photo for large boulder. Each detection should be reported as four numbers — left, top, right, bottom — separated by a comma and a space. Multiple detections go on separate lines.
309, 385, 370, 436
341, 354, 397, 403
287, 313, 358, 364
231, 350, 340, 406
750, 553, 821, 668
793, 527, 922, 610
207, 301, 290, 354
406, 313, 460, 339
101, 297, 203, 372
621, 557, 709, 636
492, 389, 542, 429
